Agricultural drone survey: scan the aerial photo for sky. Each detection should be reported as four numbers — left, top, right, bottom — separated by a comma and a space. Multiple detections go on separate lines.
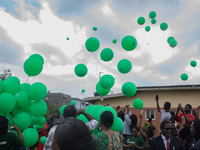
0, 0, 200, 99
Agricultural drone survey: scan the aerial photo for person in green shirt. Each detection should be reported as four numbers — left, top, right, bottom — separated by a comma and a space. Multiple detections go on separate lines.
0, 116, 24, 150
123, 126, 145, 150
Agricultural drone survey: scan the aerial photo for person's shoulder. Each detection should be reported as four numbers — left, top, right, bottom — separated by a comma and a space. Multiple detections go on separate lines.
160, 110, 165, 113
171, 135, 182, 142
5, 132, 16, 137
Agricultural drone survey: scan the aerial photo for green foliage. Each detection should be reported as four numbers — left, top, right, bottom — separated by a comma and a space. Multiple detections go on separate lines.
44, 101, 60, 120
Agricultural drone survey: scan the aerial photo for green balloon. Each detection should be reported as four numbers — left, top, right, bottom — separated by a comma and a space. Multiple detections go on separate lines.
71, 100, 76, 106
93, 27, 97, 31
181, 73, 188, 81
167, 36, 175, 43
29, 82, 47, 101
96, 82, 110, 96
122, 82, 137, 97
85, 37, 100, 52
160, 22, 168, 31
2, 79, 18, 95
33, 124, 38, 131
169, 39, 177, 48
18, 83, 31, 93
38, 117, 46, 125
149, 11, 156, 19
85, 105, 95, 115
32, 116, 42, 124
0, 79, 3, 93
77, 114, 89, 123
121, 35, 137, 51
30, 54, 44, 65
15, 91, 30, 109
13, 112, 32, 130
0, 93, 16, 114
151, 19, 156, 24
23, 57, 43, 76
37, 123, 45, 129
40, 136, 47, 145
137, 17, 145, 25
113, 39, 117, 43
190, 60, 197, 67
30, 100, 48, 117
22, 128, 39, 147
97, 106, 117, 123
91, 105, 103, 121
60, 105, 67, 115
81, 89, 85, 93
117, 59, 132, 74
7, 76, 20, 86
100, 74, 115, 89
133, 98, 143, 109
74, 64, 88, 77
145, 26, 151, 32
100, 48, 114, 62
111, 117, 124, 132
0, 113, 13, 125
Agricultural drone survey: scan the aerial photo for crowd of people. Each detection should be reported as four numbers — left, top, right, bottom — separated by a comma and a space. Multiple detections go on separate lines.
0, 95, 200, 150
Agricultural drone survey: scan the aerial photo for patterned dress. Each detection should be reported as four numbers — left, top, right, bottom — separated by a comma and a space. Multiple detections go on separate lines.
94, 131, 122, 150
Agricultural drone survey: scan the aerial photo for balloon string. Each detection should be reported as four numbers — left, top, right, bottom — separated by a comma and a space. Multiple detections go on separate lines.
83, 56, 87, 63
25, 76, 30, 83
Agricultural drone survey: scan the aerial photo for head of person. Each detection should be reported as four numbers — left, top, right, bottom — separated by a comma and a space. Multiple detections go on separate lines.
130, 114, 137, 130
146, 125, 156, 138
100, 111, 114, 128
117, 111, 125, 122
164, 102, 171, 110
190, 119, 200, 143
0, 116, 8, 135
184, 104, 192, 113
131, 126, 139, 137
160, 121, 173, 138
63, 105, 77, 118
52, 117, 97, 150
179, 125, 190, 140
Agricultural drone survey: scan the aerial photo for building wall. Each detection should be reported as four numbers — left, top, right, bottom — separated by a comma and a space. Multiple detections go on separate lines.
88, 89, 200, 131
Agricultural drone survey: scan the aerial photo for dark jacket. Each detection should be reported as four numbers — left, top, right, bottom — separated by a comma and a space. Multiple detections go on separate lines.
189, 139, 200, 150
149, 135, 186, 150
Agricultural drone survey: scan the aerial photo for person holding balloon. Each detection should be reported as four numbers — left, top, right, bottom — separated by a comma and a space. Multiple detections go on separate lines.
0, 116, 24, 149
94, 111, 122, 150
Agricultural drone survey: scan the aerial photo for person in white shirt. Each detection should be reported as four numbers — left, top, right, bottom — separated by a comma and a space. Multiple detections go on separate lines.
155, 95, 171, 123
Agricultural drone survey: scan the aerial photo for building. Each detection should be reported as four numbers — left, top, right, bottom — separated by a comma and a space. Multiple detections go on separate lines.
84, 84, 200, 131
71, 97, 92, 110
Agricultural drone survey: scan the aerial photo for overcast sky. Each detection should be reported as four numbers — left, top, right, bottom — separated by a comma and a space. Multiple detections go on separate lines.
0, 0, 200, 98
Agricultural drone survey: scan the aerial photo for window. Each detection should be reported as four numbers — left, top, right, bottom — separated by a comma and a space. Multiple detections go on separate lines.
145, 110, 155, 120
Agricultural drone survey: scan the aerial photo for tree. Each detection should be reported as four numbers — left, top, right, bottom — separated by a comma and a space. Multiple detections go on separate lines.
0, 69, 12, 81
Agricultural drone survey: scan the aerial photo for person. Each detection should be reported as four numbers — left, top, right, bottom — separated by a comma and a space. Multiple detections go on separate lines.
138, 114, 156, 150
196, 106, 200, 120
47, 117, 54, 136
94, 111, 122, 150
184, 119, 200, 150
52, 117, 97, 150
44, 105, 98, 150
149, 120, 185, 150
123, 126, 145, 150
155, 95, 171, 123
175, 104, 195, 130
123, 105, 137, 140
189, 139, 200, 150
37, 121, 48, 150
0, 116, 24, 149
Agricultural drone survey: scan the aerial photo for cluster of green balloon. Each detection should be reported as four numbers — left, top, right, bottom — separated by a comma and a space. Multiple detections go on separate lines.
167, 36, 177, 48
74, 64, 88, 77
71, 100, 76, 106
117, 59, 132, 74
121, 82, 137, 97
96, 82, 110, 96
181, 73, 188, 81
85, 37, 100, 52
100, 48, 114, 62
149, 11, 156, 25
190, 60, 197, 67
100, 74, 115, 89
121, 35, 137, 51
160, 22, 168, 31
23, 54, 44, 76
40, 136, 47, 145
93, 27, 97, 31
133, 98, 143, 109
113, 39, 117, 44
137, 17, 145, 25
